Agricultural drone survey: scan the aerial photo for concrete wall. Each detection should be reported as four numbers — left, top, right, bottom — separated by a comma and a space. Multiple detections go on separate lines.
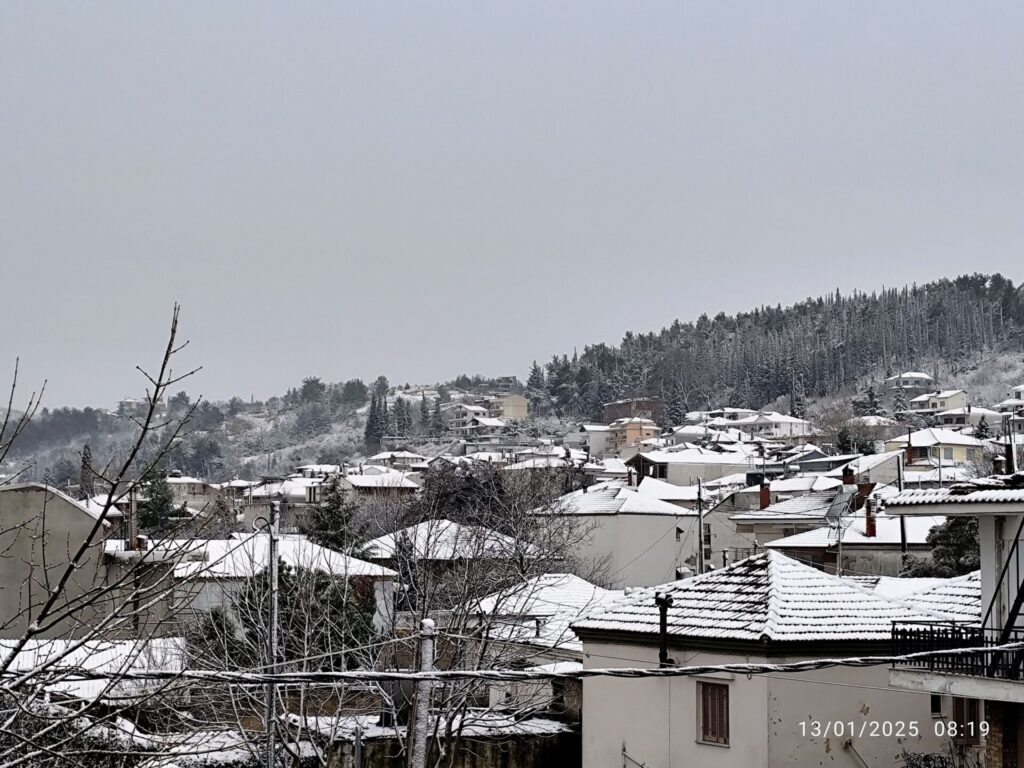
582, 640, 953, 768
567, 513, 699, 588
0, 486, 112, 639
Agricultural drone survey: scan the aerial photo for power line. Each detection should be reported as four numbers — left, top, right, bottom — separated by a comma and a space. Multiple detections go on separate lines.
13, 641, 1022, 686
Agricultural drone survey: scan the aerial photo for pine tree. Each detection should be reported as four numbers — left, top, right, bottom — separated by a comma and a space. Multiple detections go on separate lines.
790, 375, 807, 419
419, 394, 430, 433
430, 399, 445, 437
893, 386, 909, 415
79, 443, 96, 499
364, 393, 384, 449
302, 475, 365, 553
976, 415, 992, 440
394, 397, 413, 436
140, 475, 175, 533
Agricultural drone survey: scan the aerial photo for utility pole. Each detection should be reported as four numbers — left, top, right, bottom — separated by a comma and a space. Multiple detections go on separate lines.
409, 618, 436, 768
264, 500, 281, 768
696, 479, 705, 575
896, 451, 907, 555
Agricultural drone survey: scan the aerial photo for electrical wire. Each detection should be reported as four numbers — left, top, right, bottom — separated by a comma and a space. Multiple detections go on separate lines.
10, 640, 1021, 686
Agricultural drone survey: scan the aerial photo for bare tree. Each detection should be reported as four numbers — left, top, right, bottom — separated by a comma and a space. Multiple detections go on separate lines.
0, 306, 243, 767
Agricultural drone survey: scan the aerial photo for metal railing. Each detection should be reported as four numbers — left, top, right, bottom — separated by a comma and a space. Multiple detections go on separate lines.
892, 622, 1024, 680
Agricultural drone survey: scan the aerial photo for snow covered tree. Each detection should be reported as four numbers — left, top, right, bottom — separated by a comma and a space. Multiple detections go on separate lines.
394, 396, 413, 436
301, 474, 366, 553
976, 414, 992, 440
364, 393, 385, 449
372, 375, 389, 400
430, 398, 445, 436
893, 386, 909, 415
901, 518, 980, 577
418, 393, 430, 432
78, 443, 95, 499
299, 376, 326, 403
790, 375, 807, 419
140, 474, 176, 533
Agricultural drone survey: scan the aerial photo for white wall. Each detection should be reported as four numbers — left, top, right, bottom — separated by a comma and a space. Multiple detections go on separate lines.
581, 640, 953, 768
568, 513, 700, 588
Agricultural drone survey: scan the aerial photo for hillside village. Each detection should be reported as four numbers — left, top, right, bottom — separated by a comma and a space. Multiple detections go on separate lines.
4, 346, 1024, 767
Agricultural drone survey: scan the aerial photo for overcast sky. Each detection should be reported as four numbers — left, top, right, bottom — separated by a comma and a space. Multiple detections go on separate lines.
2, 3, 1023, 407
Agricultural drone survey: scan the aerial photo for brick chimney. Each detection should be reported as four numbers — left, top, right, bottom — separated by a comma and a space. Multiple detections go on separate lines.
759, 482, 771, 510
904, 427, 915, 467
864, 498, 877, 538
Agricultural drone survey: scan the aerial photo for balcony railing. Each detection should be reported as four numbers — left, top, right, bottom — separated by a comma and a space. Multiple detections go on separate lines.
892, 622, 1024, 681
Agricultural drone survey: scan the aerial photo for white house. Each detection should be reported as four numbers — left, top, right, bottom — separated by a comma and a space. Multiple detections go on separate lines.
884, 370, 935, 391
531, 482, 699, 588
164, 533, 398, 630
572, 551, 959, 768
563, 424, 611, 458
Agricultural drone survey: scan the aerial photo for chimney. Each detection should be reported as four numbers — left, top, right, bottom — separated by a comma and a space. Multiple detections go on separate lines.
841, 466, 855, 486
759, 482, 771, 510
905, 427, 914, 467
864, 498, 877, 538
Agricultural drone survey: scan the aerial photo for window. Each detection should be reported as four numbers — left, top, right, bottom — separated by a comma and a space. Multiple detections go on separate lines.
952, 698, 980, 745
930, 694, 943, 718
698, 682, 729, 745
943, 447, 954, 461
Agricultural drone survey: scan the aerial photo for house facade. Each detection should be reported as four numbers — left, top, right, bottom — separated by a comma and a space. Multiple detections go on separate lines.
572, 551, 958, 768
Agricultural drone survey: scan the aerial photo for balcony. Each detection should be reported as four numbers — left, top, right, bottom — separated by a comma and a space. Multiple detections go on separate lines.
891, 623, 1024, 699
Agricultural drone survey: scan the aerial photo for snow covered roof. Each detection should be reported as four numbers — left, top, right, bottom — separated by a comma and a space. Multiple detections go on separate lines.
475, 573, 624, 652
824, 450, 903, 477
0, 637, 184, 703
609, 417, 658, 427
361, 519, 523, 561
172, 534, 395, 580
0, 483, 124, 522
637, 477, 701, 502
761, 475, 843, 494
248, 477, 322, 500
905, 571, 981, 623
503, 456, 581, 471
636, 449, 755, 466
729, 489, 852, 523
538, 482, 694, 517
468, 416, 506, 428
887, 473, 1024, 507
886, 428, 984, 448
885, 371, 934, 381
572, 551, 945, 643
345, 473, 419, 490
367, 451, 428, 461
701, 473, 751, 489
764, 514, 944, 548
936, 406, 1001, 417
164, 475, 206, 484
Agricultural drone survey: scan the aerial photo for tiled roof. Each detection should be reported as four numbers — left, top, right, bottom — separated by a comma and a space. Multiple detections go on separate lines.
905, 571, 981, 623
572, 551, 944, 642
887, 473, 1024, 506
538, 482, 694, 517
